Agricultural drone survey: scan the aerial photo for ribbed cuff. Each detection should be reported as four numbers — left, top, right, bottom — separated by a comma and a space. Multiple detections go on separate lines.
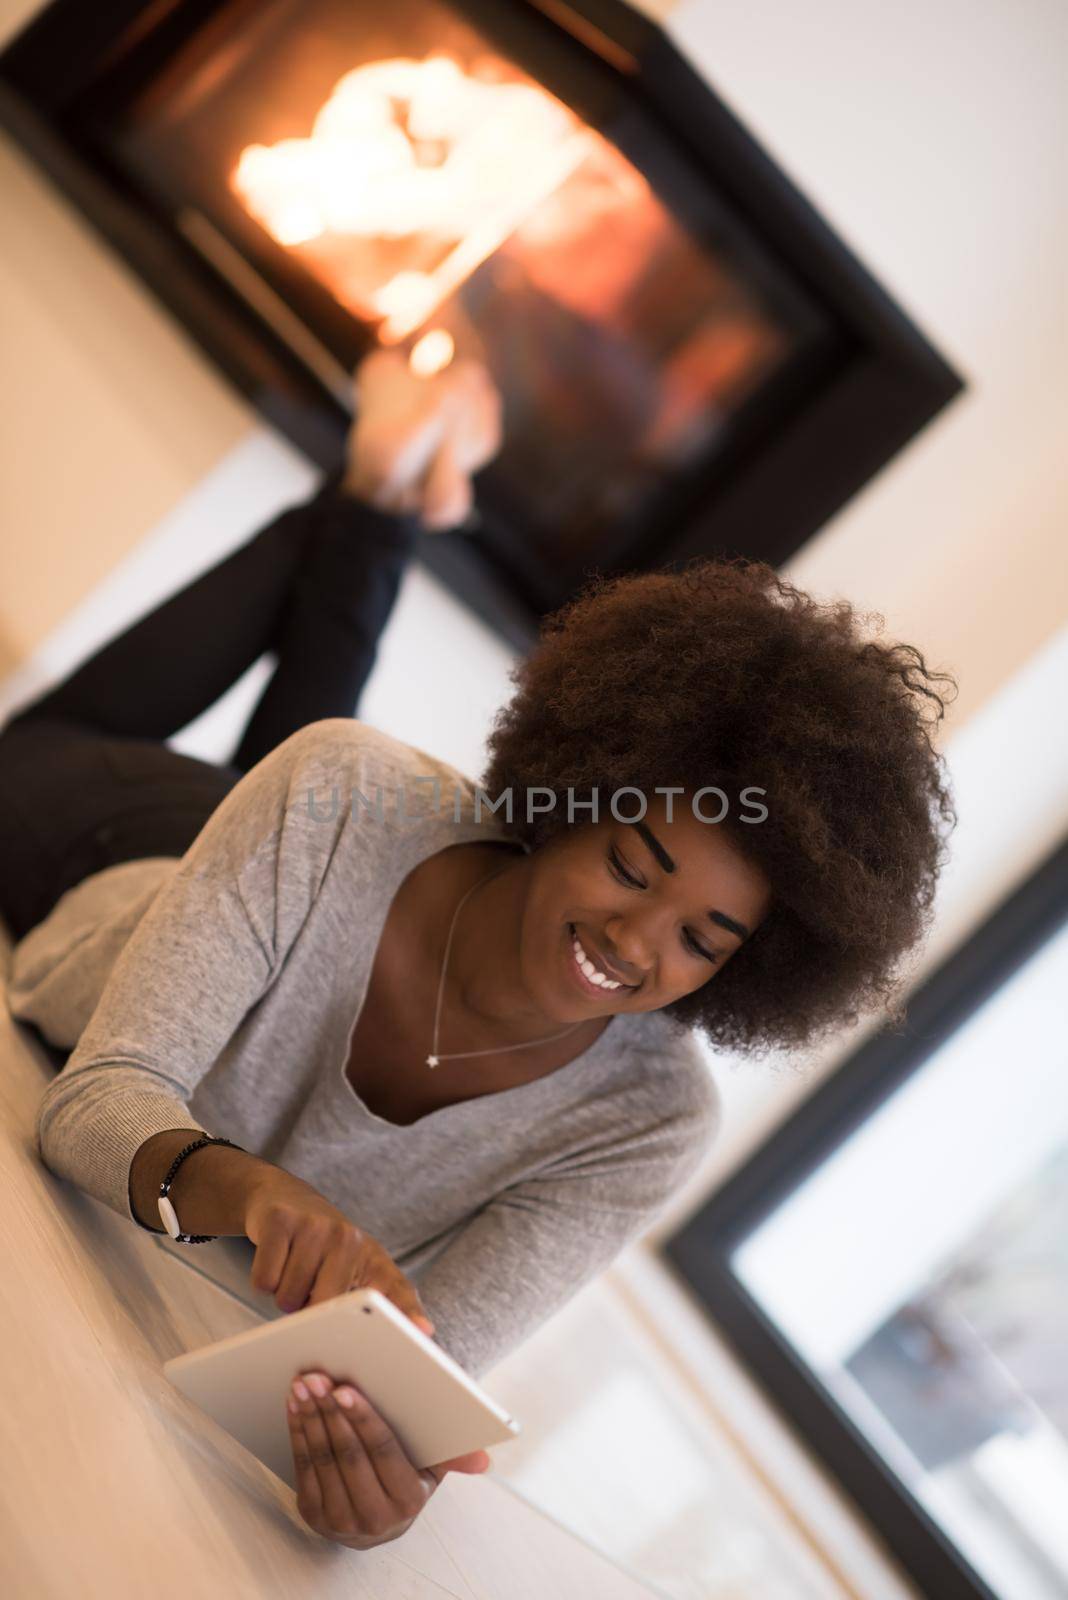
315, 466, 424, 548
100, 1098, 213, 1227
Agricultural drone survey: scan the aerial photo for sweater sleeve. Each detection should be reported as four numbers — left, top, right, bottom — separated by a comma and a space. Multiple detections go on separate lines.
34, 723, 341, 1225
408, 1081, 720, 1381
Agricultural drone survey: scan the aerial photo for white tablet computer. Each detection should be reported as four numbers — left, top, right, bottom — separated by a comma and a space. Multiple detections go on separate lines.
164, 1288, 521, 1491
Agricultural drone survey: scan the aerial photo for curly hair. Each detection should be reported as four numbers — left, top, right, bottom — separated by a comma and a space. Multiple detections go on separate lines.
479, 557, 958, 1060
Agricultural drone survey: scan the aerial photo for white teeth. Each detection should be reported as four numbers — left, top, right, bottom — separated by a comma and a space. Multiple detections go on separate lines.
572, 934, 623, 990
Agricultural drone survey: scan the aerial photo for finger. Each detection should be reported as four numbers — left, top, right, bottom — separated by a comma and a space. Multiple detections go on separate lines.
395, 1290, 436, 1336
297, 1384, 357, 1536
424, 481, 473, 533
446, 363, 503, 474
381, 1261, 434, 1324
362, 1282, 436, 1335
293, 1375, 381, 1538
323, 1384, 430, 1522
332, 1382, 430, 1508
464, 386, 504, 474
428, 1449, 491, 1479
276, 1233, 325, 1313
286, 1397, 324, 1527
350, 1252, 435, 1334
420, 441, 471, 531
306, 1241, 358, 1308
249, 1225, 292, 1298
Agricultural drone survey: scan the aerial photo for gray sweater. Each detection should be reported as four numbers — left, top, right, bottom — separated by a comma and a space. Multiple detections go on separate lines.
6, 720, 719, 1378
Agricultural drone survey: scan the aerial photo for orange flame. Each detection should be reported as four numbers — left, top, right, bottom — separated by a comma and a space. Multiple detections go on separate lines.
230, 54, 642, 342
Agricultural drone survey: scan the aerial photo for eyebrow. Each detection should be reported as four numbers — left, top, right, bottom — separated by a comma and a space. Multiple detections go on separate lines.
629, 820, 752, 942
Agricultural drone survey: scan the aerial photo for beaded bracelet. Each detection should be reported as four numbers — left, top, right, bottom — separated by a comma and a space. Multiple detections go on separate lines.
158, 1134, 246, 1244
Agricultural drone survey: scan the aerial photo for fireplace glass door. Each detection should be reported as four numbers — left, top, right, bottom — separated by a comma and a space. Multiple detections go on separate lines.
96, 0, 829, 604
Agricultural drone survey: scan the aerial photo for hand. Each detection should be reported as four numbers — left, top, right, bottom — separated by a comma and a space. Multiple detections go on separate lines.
287, 1369, 490, 1548
344, 348, 503, 531
243, 1167, 434, 1334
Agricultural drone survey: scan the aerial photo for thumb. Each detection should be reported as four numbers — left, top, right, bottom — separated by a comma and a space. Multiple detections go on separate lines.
431, 1450, 491, 1479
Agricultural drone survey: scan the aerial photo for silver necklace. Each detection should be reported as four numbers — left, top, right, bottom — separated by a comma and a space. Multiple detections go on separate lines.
426, 868, 585, 1069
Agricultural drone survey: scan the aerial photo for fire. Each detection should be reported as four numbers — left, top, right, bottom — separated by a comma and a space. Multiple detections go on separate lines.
230, 54, 641, 342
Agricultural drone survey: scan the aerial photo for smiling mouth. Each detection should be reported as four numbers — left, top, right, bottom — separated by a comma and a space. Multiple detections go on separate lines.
567, 923, 637, 997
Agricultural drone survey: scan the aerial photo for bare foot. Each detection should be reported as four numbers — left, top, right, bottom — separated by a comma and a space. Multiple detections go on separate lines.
344, 350, 503, 531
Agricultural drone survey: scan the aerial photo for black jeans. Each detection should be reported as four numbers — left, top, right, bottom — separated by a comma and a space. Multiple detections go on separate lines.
0, 470, 421, 943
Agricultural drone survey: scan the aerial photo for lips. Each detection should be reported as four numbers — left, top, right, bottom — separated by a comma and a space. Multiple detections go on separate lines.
568, 923, 638, 993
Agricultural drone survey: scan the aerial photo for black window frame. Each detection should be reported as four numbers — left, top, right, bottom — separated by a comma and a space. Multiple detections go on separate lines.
664, 832, 1068, 1600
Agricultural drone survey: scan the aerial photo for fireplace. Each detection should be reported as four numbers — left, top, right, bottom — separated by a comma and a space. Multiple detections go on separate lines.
0, 0, 964, 649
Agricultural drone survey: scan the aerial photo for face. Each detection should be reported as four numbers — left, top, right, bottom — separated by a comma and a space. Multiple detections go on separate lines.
521, 789, 773, 1018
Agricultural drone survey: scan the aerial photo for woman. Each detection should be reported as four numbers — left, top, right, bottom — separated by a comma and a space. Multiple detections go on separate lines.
0, 350, 957, 1549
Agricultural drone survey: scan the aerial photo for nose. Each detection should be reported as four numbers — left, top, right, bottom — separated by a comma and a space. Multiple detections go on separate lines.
602, 915, 654, 984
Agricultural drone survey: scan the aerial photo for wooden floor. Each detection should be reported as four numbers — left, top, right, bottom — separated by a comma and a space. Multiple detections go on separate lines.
0, 927, 658, 1600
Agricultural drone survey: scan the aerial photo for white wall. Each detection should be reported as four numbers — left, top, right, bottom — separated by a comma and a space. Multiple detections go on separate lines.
0, 1, 250, 678
634, 0, 1068, 1214
672, 0, 1068, 734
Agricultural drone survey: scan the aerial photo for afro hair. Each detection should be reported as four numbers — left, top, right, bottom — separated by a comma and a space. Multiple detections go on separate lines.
479, 556, 958, 1060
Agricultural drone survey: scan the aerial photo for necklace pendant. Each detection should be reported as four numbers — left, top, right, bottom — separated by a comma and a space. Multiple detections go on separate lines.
426, 1055, 439, 1069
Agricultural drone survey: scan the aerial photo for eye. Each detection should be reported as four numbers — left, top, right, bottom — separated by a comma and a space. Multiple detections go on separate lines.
606, 846, 719, 965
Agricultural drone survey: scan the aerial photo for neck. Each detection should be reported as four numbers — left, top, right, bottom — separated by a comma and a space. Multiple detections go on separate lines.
441, 852, 563, 1042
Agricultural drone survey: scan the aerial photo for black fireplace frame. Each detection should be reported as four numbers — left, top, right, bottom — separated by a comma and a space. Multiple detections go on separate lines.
0, 0, 966, 651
